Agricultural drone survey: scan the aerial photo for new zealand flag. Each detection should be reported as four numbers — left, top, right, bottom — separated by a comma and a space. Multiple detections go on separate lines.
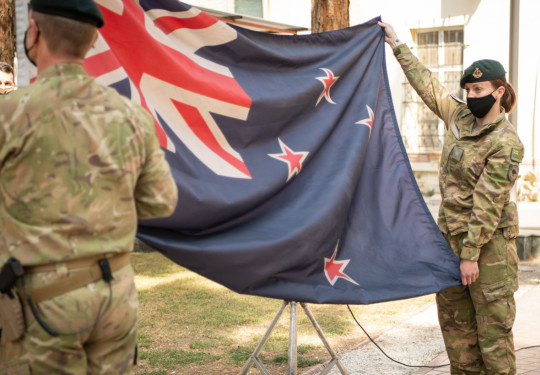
87, 0, 461, 304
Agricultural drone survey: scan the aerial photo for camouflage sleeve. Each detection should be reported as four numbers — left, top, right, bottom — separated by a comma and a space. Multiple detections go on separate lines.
393, 44, 460, 128
0, 96, 14, 161
134, 108, 178, 219
0, 124, 4, 156
460, 142, 523, 261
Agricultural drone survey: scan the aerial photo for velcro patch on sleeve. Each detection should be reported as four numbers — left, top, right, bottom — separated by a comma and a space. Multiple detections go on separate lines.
510, 148, 523, 163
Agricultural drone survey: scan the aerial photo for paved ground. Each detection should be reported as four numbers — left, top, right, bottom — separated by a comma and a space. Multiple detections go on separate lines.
308, 261, 540, 375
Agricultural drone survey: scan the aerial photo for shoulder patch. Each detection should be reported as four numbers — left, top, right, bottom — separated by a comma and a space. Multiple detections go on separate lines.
510, 148, 523, 163
450, 94, 466, 104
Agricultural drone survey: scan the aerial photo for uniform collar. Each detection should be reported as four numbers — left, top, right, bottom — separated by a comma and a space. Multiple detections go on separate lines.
461, 107, 506, 137
37, 63, 88, 80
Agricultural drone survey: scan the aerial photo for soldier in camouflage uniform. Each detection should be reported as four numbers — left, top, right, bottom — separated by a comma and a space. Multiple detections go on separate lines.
379, 22, 523, 375
0, 0, 178, 374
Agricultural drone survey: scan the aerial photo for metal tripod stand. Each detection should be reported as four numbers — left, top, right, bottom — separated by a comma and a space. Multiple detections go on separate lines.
239, 301, 350, 375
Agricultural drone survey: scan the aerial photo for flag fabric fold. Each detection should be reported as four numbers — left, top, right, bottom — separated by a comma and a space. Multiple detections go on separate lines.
89, 0, 461, 304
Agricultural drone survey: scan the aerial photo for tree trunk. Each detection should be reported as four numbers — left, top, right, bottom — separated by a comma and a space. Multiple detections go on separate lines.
0, 0, 15, 67
311, 0, 349, 33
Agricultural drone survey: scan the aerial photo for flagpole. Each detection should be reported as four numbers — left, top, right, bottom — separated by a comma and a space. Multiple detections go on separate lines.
288, 301, 298, 375
239, 301, 350, 375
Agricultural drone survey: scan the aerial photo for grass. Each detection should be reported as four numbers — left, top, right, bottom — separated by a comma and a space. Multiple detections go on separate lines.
132, 251, 435, 375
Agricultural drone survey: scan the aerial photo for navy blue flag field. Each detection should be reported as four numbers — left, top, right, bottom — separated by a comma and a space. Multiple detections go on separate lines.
87, 0, 461, 304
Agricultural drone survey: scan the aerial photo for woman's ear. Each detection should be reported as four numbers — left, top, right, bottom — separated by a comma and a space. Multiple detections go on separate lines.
496, 85, 505, 99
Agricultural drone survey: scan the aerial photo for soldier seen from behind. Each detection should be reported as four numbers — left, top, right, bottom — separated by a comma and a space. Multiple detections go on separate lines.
0, 0, 178, 373
379, 21, 523, 375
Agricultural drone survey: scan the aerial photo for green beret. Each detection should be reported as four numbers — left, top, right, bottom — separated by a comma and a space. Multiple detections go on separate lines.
460, 59, 506, 88
30, 0, 104, 28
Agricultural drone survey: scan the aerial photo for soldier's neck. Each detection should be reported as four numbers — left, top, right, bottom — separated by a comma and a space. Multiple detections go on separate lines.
474, 104, 501, 128
35, 48, 85, 75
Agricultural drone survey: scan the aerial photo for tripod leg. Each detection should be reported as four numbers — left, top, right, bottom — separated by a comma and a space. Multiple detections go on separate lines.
239, 301, 289, 375
301, 303, 350, 375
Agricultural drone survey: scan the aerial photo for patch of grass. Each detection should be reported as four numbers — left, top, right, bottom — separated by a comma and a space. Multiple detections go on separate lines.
137, 331, 153, 349
261, 339, 288, 352
189, 338, 224, 350
298, 310, 350, 336
298, 344, 318, 354
271, 352, 325, 367
139, 348, 221, 368
131, 248, 183, 277
271, 346, 325, 367
132, 252, 435, 375
228, 345, 268, 365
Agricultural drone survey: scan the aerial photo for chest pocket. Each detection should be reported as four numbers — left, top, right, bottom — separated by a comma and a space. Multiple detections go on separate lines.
447, 142, 485, 186
450, 146, 463, 162
446, 144, 464, 174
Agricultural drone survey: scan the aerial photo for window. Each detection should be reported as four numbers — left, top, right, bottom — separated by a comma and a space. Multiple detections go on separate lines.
401, 28, 464, 153
417, 31, 438, 67
444, 29, 464, 66
235, 0, 263, 17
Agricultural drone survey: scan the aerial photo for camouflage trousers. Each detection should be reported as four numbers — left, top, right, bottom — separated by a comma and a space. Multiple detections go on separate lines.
437, 228, 519, 375
0, 263, 138, 375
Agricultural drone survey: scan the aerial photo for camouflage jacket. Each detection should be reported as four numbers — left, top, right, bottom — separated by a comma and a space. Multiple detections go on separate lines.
0, 63, 178, 266
394, 45, 523, 261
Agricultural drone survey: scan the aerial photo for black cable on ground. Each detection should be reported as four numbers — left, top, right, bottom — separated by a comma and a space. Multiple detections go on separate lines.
346, 305, 540, 369
346, 304, 450, 368
516, 345, 540, 352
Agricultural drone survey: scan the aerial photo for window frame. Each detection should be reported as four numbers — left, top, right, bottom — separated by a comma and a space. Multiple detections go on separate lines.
401, 27, 465, 153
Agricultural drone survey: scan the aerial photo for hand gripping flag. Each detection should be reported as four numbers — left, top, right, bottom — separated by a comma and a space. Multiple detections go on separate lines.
89, 0, 461, 304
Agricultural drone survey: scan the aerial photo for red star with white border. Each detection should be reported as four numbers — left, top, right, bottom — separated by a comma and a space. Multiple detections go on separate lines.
355, 105, 374, 130
268, 138, 309, 182
324, 242, 359, 286
315, 68, 339, 106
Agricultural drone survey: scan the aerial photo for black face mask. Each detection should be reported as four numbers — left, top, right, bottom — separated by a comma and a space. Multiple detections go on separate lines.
24, 27, 39, 67
466, 89, 497, 118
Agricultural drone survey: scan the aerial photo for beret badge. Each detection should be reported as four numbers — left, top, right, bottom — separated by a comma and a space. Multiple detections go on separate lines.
472, 67, 483, 79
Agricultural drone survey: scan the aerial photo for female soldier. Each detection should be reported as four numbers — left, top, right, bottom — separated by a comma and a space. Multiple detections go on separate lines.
378, 21, 523, 375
